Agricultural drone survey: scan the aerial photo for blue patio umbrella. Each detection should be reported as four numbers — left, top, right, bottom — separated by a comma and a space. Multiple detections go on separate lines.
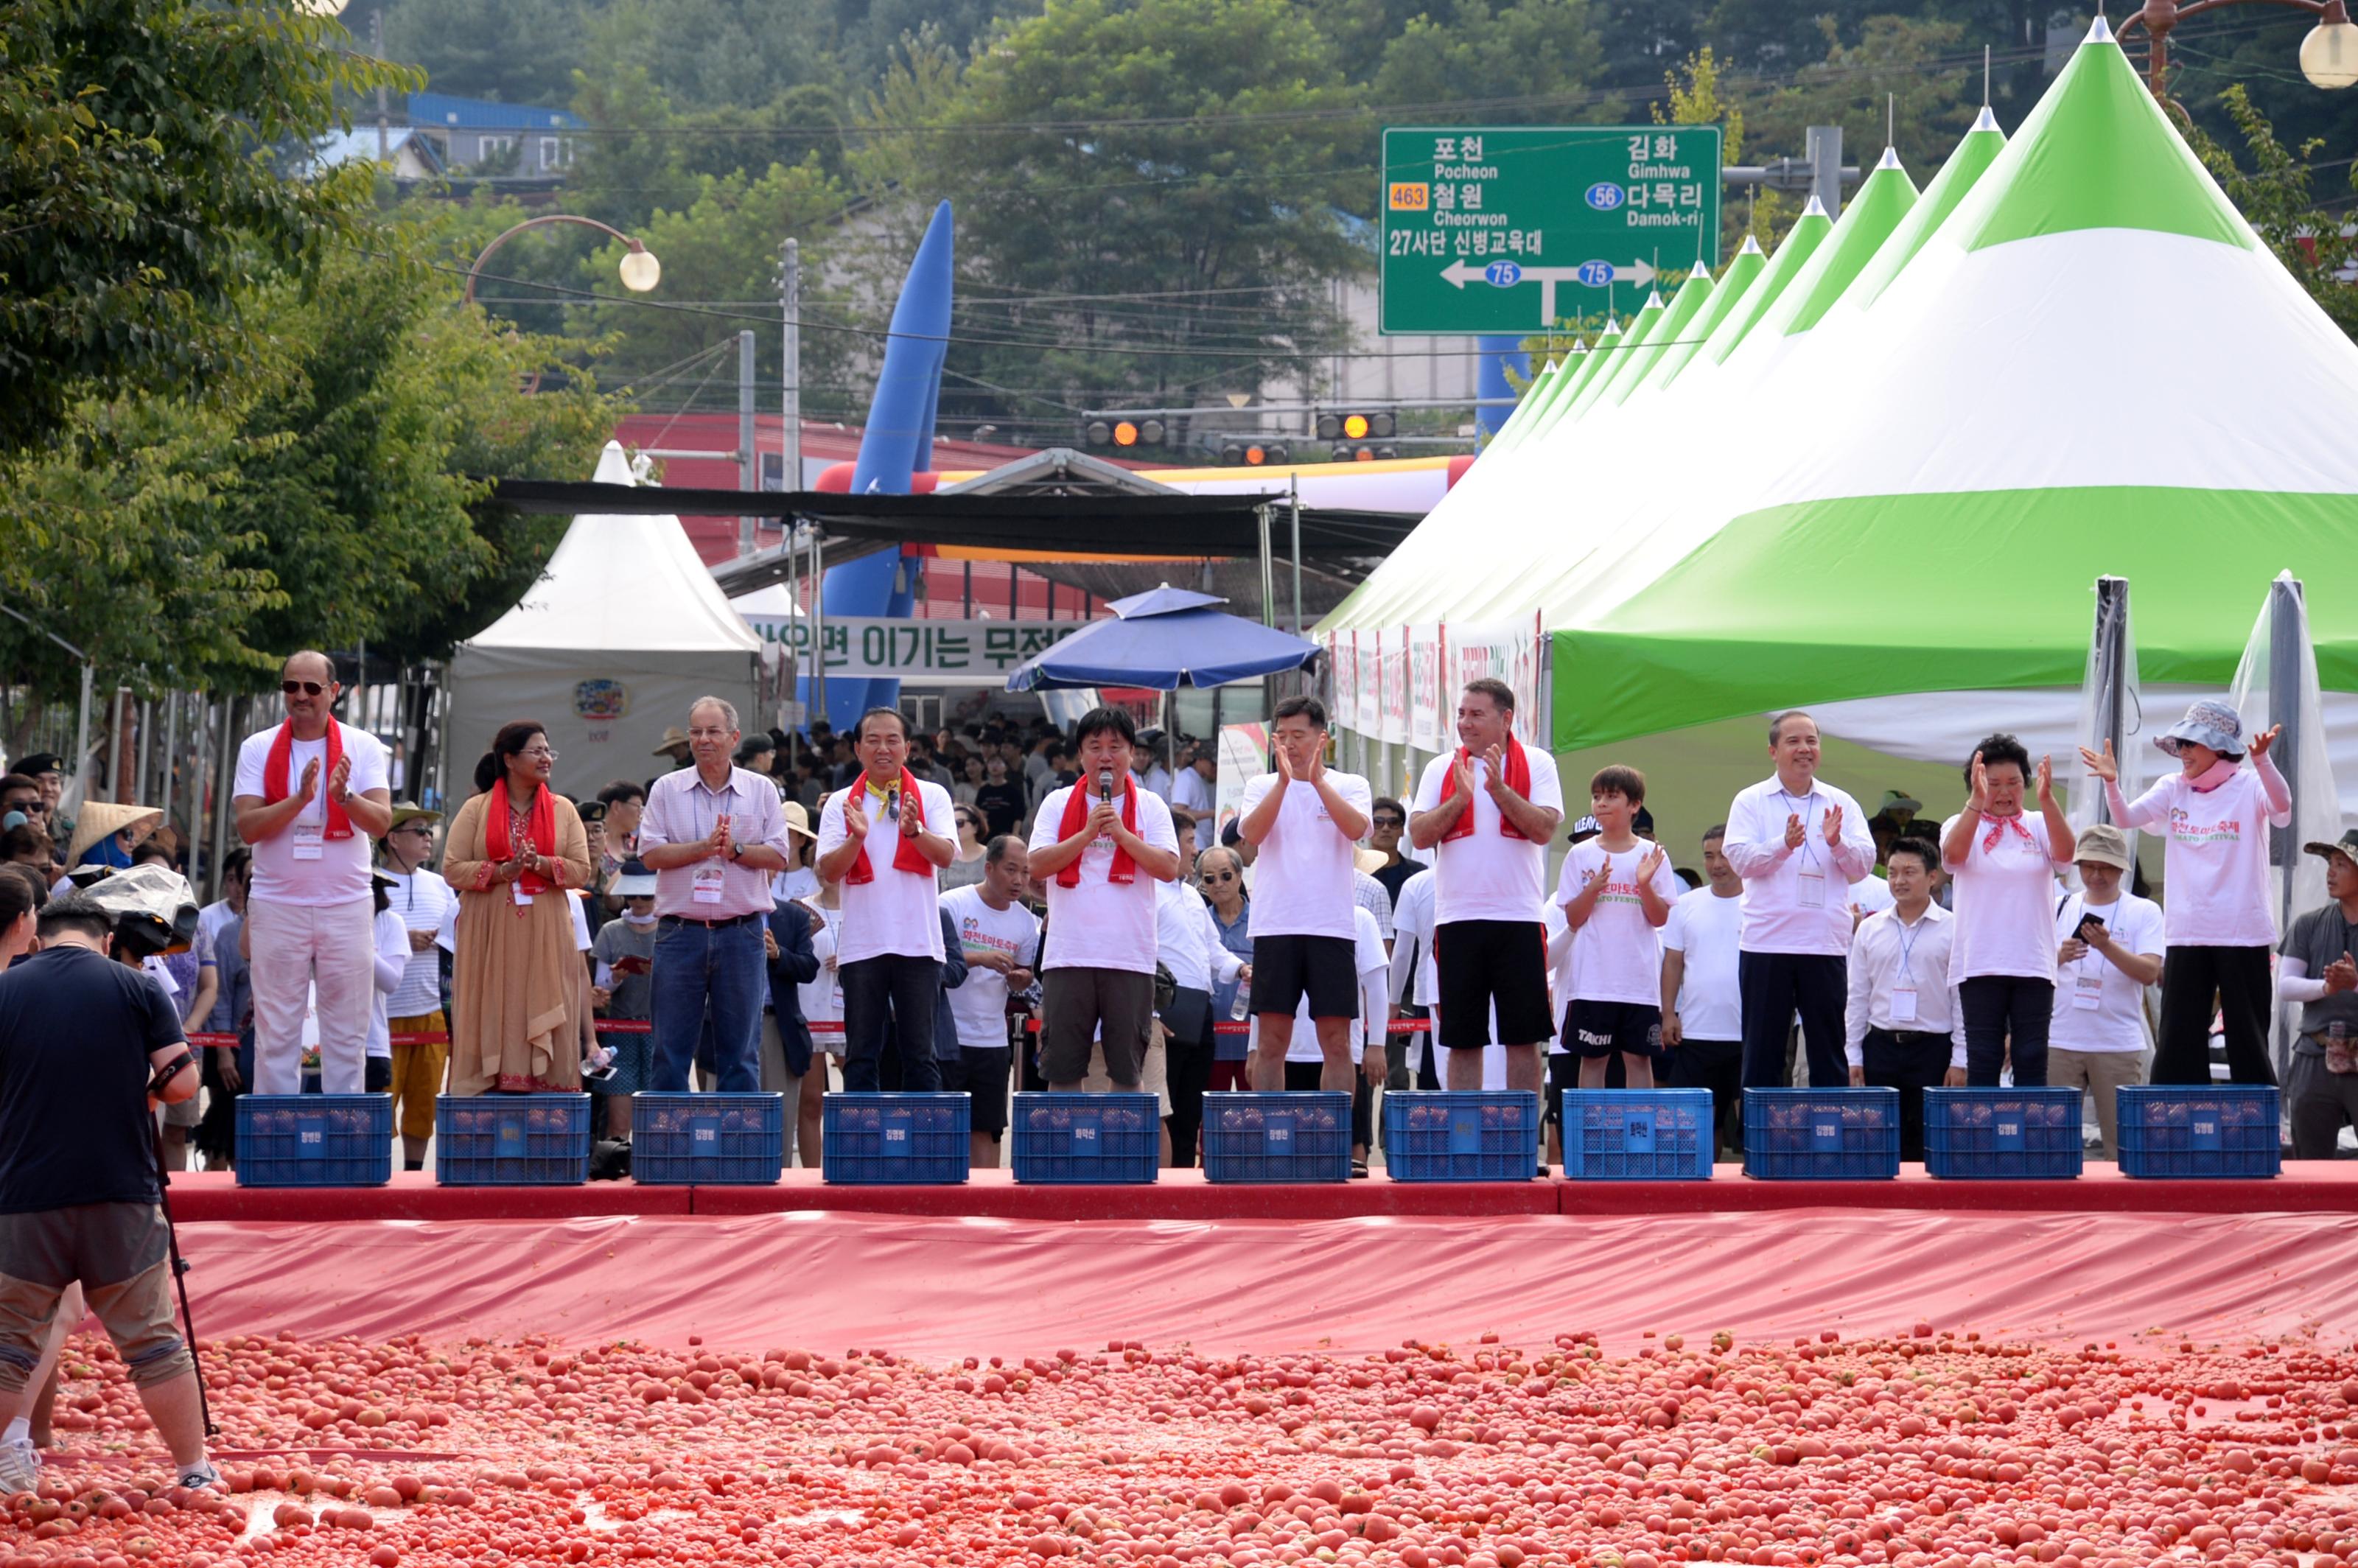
1004, 587, 1320, 691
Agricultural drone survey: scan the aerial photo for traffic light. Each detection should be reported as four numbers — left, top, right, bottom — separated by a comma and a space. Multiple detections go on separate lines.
1315, 410, 1396, 441
1083, 416, 1168, 448
1329, 442, 1399, 463
1218, 441, 1290, 466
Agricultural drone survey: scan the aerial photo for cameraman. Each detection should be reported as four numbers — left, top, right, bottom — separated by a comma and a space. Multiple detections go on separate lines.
0, 891, 219, 1494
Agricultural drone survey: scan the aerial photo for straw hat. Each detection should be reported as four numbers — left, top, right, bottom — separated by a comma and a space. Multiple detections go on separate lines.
651, 726, 693, 759
783, 799, 816, 842
69, 802, 163, 867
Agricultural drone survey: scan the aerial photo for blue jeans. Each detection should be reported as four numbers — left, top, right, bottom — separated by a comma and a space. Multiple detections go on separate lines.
840, 953, 942, 1093
650, 917, 766, 1092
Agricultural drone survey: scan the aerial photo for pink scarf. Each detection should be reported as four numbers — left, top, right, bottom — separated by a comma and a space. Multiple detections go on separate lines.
1980, 811, 2035, 854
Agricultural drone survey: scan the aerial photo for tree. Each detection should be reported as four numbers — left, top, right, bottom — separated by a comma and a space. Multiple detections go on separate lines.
2184, 84, 2358, 346
1370, 0, 1609, 130
0, 0, 403, 453
1743, 15, 1981, 174
379, 0, 586, 106
854, 0, 1366, 429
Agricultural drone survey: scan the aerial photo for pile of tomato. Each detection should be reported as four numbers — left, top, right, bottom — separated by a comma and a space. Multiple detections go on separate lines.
15, 1323, 2358, 1567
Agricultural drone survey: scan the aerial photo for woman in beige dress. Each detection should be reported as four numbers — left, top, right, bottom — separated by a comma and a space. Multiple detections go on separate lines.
443, 721, 593, 1093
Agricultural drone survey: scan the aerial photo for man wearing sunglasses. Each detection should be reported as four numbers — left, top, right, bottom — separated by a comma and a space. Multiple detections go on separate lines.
231, 651, 393, 1096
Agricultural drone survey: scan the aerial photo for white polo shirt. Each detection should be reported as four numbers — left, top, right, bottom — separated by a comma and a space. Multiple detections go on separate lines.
234, 721, 389, 906
1239, 770, 1372, 941
816, 778, 956, 965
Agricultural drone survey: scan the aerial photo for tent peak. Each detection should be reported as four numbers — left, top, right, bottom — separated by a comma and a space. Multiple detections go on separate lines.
1735, 234, 1766, 256
592, 441, 637, 488
1642, 289, 1665, 309
2085, 13, 2116, 43
1970, 104, 2002, 133
1875, 145, 1904, 171
1799, 195, 1830, 220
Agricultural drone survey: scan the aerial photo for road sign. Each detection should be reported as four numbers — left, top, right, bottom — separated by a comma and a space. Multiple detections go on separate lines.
1379, 126, 1722, 335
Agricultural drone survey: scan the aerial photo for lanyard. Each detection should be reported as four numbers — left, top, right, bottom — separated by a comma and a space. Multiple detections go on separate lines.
693, 776, 740, 842
1892, 912, 1926, 980
1776, 788, 1821, 871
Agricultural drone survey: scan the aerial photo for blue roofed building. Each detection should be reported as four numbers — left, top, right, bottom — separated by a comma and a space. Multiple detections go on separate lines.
405, 92, 582, 178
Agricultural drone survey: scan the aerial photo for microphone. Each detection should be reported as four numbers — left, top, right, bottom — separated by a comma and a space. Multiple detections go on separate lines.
1098, 768, 1114, 805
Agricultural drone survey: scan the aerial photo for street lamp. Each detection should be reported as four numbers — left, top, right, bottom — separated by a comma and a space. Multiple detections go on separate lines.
463, 214, 661, 305
2123, 0, 2358, 99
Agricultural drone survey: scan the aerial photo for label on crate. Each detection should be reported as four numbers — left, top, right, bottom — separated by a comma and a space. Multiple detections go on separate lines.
1073, 1121, 1101, 1155
1810, 1116, 1841, 1151
884, 1114, 912, 1157
1623, 1112, 1656, 1154
1448, 1109, 1481, 1155
2191, 1113, 2222, 1151
1994, 1113, 2024, 1151
297, 1116, 326, 1159
497, 1120, 524, 1155
1265, 1113, 1295, 1149
690, 1118, 718, 1149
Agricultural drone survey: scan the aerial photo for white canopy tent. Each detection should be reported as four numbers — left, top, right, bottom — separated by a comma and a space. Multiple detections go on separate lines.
447, 441, 761, 800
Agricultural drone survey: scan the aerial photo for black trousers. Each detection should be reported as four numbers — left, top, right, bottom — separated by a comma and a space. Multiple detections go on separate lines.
2155, 945, 2277, 1085
1164, 995, 1215, 1168
1958, 975, 2053, 1087
840, 953, 941, 1093
1863, 1027, 1952, 1163
1668, 1037, 1743, 1158
1740, 951, 1848, 1088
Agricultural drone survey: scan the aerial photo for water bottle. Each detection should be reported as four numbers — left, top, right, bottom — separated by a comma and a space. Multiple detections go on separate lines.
1230, 983, 1250, 1021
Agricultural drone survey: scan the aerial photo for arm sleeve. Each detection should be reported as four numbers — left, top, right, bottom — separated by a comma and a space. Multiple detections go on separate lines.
554, 802, 593, 889
1203, 906, 1243, 987
2256, 751, 2293, 827
440, 796, 495, 893
1844, 923, 1873, 1068
374, 916, 407, 995
635, 785, 675, 850
1830, 792, 1878, 882
1948, 975, 1967, 1068
2109, 775, 2172, 830
1721, 791, 1792, 880
937, 909, 968, 990
774, 906, 820, 986
2279, 956, 2328, 1003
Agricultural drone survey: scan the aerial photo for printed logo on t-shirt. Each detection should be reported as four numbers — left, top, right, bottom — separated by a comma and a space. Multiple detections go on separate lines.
2168, 807, 2243, 847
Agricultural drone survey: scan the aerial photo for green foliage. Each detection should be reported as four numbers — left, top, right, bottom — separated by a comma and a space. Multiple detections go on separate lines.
1743, 15, 1979, 173
0, 0, 407, 453
1370, 0, 1606, 117
380, 0, 586, 105
2183, 84, 2358, 343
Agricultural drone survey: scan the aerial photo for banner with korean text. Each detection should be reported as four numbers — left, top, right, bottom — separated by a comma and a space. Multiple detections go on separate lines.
1446, 614, 1546, 747
1379, 626, 1410, 745
751, 616, 1084, 687
1408, 624, 1444, 752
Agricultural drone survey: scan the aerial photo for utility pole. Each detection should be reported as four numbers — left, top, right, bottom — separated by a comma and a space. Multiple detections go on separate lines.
372, 10, 389, 162
780, 239, 802, 492
737, 329, 757, 556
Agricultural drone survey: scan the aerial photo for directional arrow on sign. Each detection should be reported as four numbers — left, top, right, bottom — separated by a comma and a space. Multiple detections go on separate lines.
1438, 257, 1658, 325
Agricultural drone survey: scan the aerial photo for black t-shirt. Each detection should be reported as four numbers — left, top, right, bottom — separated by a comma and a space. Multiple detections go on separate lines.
1374, 857, 1418, 911
974, 781, 1027, 839
0, 945, 183, 1213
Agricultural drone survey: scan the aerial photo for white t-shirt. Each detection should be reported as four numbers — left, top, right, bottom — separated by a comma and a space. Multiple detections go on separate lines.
234, 721, 391, 906
816, 779, 955, 965
1409, 746, 1564, 926
1721, 774, 1877, 955
940, 885, 1039, 1054
802, 906, 845, 1027
1239, 771, 1372, 940
1554, 840, 1684, 1006
2048, 891, 2165, 1053
772, 865, 819, 903
1942, 812, 2063, 983
1156, 880, 1242, 994
1029, 783, 1179, 975
1286, 906, 1389, 1063
365, 906, 409, 1060
1390, 868, 1438, 1007
1850, 875, 1895, 918
2112, 759, 2292, 946
1662, 888, 1744, 1042
379, 867, 455, 1017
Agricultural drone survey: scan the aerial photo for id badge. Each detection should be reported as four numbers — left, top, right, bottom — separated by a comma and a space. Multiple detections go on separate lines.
1890, 986, 1919, 1024
291, 819, 324, 861
2073, 972, 2104, 1010
1797, 870, 1826, 909
693, 863, 727, 905
511, 881, 533, 907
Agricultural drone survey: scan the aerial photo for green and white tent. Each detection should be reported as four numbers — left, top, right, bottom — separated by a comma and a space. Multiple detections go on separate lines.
1322, 18, 2358, 840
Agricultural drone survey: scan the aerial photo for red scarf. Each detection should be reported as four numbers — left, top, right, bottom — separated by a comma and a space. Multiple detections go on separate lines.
1055, 773, 1138, 889
262, 719, 351, 840
842, 770, 933, 886
1438, 735, 1531, 841
1980, 810, 2035, 855
487, 779, 559, 895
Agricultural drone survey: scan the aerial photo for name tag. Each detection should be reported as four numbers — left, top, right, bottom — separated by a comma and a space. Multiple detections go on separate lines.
2073, 972, 2104, 1010
512, 881, 533, 907
291, 820, 324, 861
693, 863, 727, 904
690, 1118, 718, 1149
1890, 987, 1918, 1024
1797, 870, 1826, 909
1994, 1115, 2025, 1151
1809, 1117, 1841, 1150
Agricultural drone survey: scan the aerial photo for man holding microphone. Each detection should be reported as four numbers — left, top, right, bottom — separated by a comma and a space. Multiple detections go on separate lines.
817, 707, 958, 1092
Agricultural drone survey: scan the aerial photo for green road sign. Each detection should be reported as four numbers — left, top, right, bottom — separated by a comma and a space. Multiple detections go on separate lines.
1379, 125, 1723, 335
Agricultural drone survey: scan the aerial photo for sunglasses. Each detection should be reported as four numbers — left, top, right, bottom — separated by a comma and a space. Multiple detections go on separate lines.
281, 680, 328, 696
1372, 816, 1406, 828
1206, 870, 1238, 882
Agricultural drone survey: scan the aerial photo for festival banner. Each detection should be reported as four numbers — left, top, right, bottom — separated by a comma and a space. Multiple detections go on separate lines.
1446, 613, 1545, 747
1408, 623, 1444, 752
1379, 626, 1410, 746
1354, 629, 1379, 737
1214, 722, 1270, 845
750, 616, 1083, 686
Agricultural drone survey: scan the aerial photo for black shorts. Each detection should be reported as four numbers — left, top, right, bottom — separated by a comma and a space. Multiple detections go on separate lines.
365, 1055, 393, 1093
1566, 998, 1664, 1060
1435, 919, 1552, 1050
1249, 933, 1359, 1020
942, 1046, 1014, 1139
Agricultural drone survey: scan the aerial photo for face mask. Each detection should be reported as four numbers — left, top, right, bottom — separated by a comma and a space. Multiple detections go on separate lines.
623, 911, 657, 928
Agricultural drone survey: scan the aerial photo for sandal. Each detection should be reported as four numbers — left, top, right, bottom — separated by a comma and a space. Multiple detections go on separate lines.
1350, 1158, 1371, 1178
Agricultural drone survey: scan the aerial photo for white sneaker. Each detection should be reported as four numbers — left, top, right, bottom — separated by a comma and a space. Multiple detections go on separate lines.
0, 1435, 39, 1495
177, 1458, 224, 1492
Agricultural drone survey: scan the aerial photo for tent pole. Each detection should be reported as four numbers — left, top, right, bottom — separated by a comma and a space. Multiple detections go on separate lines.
2269, 575, 2305, 1075
1290, 478, 1303, 637
209, 697, 237, 901
158, 693, 177, 830
73, 662, 92, 807
811, 534, 827, 729
2093, 576, 2129, 825
1256, 505, 1274, 630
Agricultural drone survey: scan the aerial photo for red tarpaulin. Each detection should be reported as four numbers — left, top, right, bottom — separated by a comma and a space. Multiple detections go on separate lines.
178, 1208, 2358, 1358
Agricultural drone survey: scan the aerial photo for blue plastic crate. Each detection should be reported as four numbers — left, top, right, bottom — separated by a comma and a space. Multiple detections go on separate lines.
1560, 1088, 1715, 1180
822, 1093, 970, 1183
632, 1093, 786, 1185
235, 1094, 393, 1187
1923, 1088, 2084, 1179
1743, 1088, 1901, 1179
1011, 1093, 1161, 1183
1381, 1091, 1541, 1180
1202, 1092, 1351, 1183
434, 1094, 592, 1186
2117, 1085, 2281, 1178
